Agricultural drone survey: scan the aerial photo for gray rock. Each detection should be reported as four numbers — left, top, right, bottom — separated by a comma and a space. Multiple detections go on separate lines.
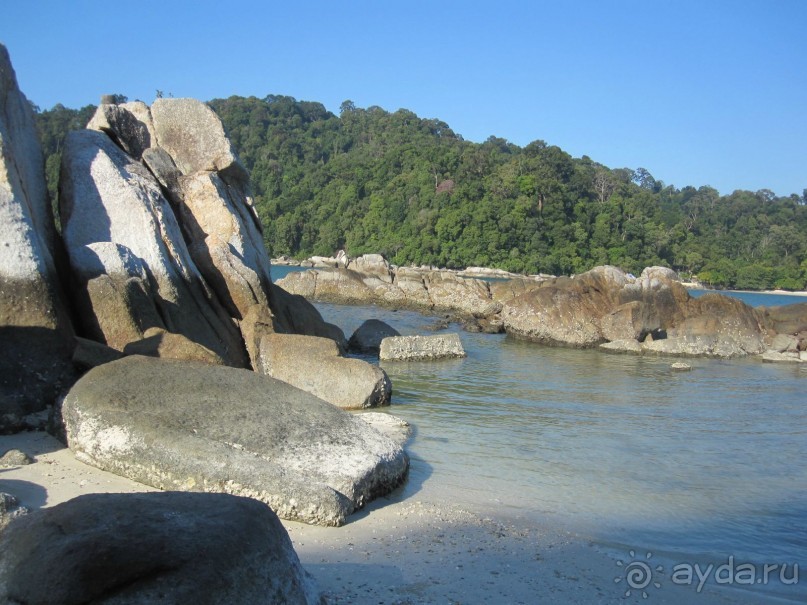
0, 448, 33, 467
380, 333, 467, 361
355, 412, 411, 448
671, 362, 692, 371
62, 356, 408, 526
59, 130, 247, 366
0, 492, 27, 530
86, 101, 154, 160
122, 327, 228, 366
142, 146, 183, 204
349, 319, 401, 353
599, 339, 643, 354
0, 44, 76, 432
72, 336, 125, 370
0, 492, 323, 604
349, 254, 393, 282
151, 97, 249, 187
769, 333, 799, 353
258, 333, 391, 409
761, 350, 803, 363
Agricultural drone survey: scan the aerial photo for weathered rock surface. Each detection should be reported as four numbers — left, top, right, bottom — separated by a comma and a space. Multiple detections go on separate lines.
355, 412, 411, 448
0, 492, 323, 604
258, 334, 391, 409
87, 100, 155, 160
349, 319, 401, 353
122, 326, 228, 365
0, 492, 27, 530
0, 44, 76, 431
92, 96, 343, 362
503, 265, 772, 357
380, 333, 467, 361
278, 265, 501, 318
62, 356, 408, 526
59, 129, 247, 366
151, 97, 250, 186
0, 448, 33, 467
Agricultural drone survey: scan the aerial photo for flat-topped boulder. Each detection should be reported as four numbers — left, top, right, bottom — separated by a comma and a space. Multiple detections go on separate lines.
258, 333, 391, 409
0, 492, 322, 604
62, 356, 408, 526
380, 333, 467, 361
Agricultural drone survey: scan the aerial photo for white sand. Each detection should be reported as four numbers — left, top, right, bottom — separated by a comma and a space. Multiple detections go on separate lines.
0, 432, 793, 604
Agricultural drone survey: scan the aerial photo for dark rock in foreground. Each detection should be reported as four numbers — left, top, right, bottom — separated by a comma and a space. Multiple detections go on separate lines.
0, 492, 322, 604
62, 356, 408, 526
348, 319, 401, 354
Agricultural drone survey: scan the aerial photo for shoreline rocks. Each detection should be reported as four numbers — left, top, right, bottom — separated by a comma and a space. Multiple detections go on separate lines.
62, 356, 408, 526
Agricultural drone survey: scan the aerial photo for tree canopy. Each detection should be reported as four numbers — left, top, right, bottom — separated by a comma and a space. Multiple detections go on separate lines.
35, 95, 807, 290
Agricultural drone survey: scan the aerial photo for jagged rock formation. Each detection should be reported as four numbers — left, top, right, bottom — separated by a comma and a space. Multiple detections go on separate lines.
81, 97, 344, 368
0, 492, 323, 604
62, 356, 409, 526
0, 44, 76, 432
60, 129, 248, 366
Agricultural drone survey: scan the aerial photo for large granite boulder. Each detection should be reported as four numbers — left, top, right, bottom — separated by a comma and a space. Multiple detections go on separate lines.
501, 266, 629, 346
151, 97, 249, 187
502, 265, 769, 357
380, 333, 467, 361
0, 492, 322, 604
0, 44, 76, 431
59, 129, 247, 366
62, 356, 408, 526
644, 292, 770, 357
258, 333, 391, 409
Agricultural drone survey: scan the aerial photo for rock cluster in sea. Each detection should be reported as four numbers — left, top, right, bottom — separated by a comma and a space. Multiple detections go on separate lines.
280, 257, 807, 360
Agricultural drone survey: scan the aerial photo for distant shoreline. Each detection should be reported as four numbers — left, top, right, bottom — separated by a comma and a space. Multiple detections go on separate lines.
275, 257, 807, 298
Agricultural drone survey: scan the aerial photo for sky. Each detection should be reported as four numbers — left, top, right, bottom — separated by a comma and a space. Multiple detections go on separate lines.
2, 0, 805, 197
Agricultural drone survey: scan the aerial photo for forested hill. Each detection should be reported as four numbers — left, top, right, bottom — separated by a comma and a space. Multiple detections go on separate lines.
36, 96, 807, 290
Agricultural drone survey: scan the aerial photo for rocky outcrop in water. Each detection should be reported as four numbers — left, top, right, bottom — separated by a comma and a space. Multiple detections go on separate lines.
349, 319, 401, 354
278, 256, 513, 318
505, 266, 772, 357
0, 492, 323, 604
380, 333, 467, 361
0, 44, 76, 432
62, 356, 408, 526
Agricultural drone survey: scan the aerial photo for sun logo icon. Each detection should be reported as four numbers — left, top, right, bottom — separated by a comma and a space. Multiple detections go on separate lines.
614, 550, 663, 598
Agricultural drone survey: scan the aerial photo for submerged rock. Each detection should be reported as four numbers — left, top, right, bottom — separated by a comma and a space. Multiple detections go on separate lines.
62, 356, 408, 526
0, 492, 323, 604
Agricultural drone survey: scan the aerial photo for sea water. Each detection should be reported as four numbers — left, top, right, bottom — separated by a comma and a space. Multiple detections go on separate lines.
272, 266, 807, 599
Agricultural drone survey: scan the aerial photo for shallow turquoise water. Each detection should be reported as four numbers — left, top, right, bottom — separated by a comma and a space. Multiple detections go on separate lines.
272, 266, 806, 598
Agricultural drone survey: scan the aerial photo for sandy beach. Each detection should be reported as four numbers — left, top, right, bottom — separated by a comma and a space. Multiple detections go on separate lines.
2, 430, 792, 604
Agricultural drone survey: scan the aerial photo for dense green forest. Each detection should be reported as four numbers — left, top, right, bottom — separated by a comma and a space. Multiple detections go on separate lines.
35, 96, 807, 290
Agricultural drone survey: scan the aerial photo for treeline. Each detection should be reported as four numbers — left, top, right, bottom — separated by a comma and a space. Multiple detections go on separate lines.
35, 96, 807, 290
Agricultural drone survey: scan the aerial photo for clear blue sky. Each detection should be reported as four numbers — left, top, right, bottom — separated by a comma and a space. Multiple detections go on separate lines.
2, 0, 805, 196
